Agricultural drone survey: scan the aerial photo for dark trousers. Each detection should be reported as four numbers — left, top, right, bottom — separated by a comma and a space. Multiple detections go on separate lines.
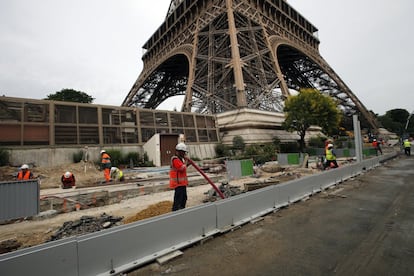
172, 186, 187, 211
405, 147, 411, 156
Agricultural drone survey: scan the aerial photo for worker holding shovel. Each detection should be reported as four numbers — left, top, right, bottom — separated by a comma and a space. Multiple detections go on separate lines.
170, 143, 191, 211
170, 143, 225, 212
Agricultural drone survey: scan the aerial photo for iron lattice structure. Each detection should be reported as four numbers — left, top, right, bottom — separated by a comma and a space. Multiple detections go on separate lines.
123, 0, 378, 130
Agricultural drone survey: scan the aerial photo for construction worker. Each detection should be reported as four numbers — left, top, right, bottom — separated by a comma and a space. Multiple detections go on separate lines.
323, 143, 339, 170
324, 139, 333, 150
100, 150, 112, 183
110, 167, 125, 182
16, 164, 34, 180
170, 142, 191, 211
372, 139, 383, 156
61, 171, 76, 189
403, 139, 411, 156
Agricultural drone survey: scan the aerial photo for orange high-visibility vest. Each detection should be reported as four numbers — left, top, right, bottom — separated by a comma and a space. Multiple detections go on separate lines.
101, 153, 111, 164
169, 156, 188, 189
17, 170, 32, 180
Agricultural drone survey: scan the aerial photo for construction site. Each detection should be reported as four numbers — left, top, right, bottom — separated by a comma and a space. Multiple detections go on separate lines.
1, 0, 409, 275
0, 154, 326, 253
1, 146, 407, 275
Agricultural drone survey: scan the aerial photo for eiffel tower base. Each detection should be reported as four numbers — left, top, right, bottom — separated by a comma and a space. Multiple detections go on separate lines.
216, 109, 322, 145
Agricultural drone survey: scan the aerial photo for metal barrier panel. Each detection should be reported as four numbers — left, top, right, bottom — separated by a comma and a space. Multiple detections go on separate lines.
226, 159, 254, 178
0, 238, 78, 276
275, 174, 325, 206
240, 159, 254, 176
216, 186, 277, 229
278, 153, 305, 165
226, 160, 242, 180
0, 179, 39, 222
77, 204, 218, 276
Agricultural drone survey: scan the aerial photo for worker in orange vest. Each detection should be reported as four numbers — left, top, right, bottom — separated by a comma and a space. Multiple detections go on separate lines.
170, 143, 192, 211
100, 150, 112, 183
61, 171, 76, 189
16, 164, 34, 180
372, 139, 382, 155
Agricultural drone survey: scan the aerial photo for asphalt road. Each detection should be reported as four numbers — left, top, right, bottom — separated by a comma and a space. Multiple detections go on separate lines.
132, 155, 414, 276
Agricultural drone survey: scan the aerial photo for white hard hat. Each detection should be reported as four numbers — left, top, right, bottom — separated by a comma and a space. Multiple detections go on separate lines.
327, 143, 333, 148
64, 171, 71, 178
21, 164, 29, 169
100, 150, 106, 154
110, 167, 117, 173
175, 143, 188, 152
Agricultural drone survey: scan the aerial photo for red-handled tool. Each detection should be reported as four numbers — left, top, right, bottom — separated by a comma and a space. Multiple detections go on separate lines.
187, 158, 225, 199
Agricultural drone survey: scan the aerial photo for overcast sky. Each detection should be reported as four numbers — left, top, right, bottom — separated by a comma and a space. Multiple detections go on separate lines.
0, 0, 413, 115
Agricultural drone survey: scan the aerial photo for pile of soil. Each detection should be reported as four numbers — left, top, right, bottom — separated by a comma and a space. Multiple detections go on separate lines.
123, 201, 173, 224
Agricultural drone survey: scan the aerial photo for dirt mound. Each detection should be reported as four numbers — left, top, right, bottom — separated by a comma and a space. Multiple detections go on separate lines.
123, 201, 173, 224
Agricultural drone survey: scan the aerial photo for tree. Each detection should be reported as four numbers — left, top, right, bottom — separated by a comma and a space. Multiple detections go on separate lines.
282, 88, 342, 152
377, 108, 411, 135
232, 135, 245, 152
45, 89, 94, 103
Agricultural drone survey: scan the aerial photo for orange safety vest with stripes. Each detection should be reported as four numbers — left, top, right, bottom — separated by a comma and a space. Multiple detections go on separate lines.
169, 156, 188, 189
101, 153, 111, 164
17, 170, 33, 180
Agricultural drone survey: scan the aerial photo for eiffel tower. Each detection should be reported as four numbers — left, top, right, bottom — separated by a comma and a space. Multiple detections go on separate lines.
123, 0, 378, 131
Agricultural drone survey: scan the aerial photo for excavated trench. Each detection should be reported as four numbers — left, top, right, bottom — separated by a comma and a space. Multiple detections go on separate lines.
39, 174, 224, 214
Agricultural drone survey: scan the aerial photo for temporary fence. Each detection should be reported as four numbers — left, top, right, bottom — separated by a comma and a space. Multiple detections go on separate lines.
0, 179, 40, 222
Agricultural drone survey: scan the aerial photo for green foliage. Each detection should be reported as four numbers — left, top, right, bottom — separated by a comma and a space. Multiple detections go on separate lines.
215, 143, 231, 157
45, 88, 95, 103
272, 137, 281, 151
106, 149, 122, 167
283, 88, 342, 152
141, 152, 154, 167
0, 149, 10, 166
123, 152, 140, 167
308, 136, 327, 148
279, 142, 300, 153
378, 108, 412, 135
244, 144, 262, 156
72, 151, 83, 163
232, 136, 245, 151
96, 150, 154, 168
242, 143, 277, 165
383, 109, 409, 125
118, 151, 153, 167
259, 144, 278, 163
